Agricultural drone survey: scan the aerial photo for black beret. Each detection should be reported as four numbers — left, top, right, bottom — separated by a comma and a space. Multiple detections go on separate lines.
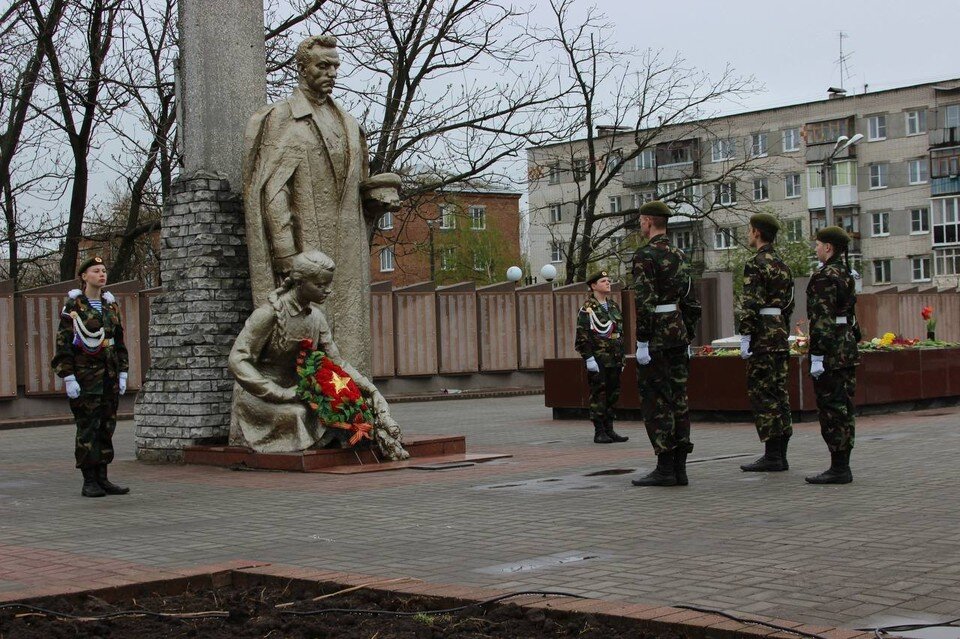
586, 270, 610, 287
639, 200, 671, 218
749, 213, 780, 236
816, 225, 850, 248
77, 256, 105, 276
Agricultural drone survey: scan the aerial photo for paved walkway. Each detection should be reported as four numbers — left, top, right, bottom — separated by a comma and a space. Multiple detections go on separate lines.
2, 396, 959, 631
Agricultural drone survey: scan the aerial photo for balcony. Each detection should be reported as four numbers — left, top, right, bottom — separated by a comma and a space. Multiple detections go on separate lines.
931, 176, 960, 197
930, 127, 960, 149
807, 185, 859, 210
806, 142, 858, 164
622, 167, 657, 187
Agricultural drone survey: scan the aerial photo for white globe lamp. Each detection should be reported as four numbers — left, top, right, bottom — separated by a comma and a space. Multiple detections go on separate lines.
540, 264, 557, 282
506, 266, 523, 282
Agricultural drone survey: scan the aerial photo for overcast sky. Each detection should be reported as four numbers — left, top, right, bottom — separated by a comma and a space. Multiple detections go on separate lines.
548, 0, 959, 113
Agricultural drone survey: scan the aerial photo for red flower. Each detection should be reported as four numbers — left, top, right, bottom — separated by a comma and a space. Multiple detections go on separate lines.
921, 306, 934, 321
315, 359, 361, 405
299, 338, 314, 350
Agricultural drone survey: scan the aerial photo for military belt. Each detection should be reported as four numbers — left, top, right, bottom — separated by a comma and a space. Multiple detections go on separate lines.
654, 303, 678, 313
835, 317, 848, 325
759, 308, 782, 315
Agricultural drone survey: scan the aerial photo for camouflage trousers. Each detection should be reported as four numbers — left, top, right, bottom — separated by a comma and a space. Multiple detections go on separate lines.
812, 367, 856, 452
587, 365, 622, 423
70, 392, 119, 469
637, 346, 693, 455
746, 352, 793, 442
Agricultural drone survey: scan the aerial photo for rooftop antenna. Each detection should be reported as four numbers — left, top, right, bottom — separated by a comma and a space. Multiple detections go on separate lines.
836, 31, 853, 91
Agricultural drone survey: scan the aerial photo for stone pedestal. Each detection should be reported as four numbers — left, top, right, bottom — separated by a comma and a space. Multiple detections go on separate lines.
134, 173, 252, 462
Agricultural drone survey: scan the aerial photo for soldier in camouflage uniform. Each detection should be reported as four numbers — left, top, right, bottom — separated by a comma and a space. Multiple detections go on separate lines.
575, 270, 629, 444
51, 256, 131, 498
739, 213, 795, 473
630, 201, 701, 487
805, 226, 860, 484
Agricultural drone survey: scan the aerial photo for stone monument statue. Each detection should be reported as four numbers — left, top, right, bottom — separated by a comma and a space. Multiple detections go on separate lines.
228, 250, 408, 460
242, 34, 400, 377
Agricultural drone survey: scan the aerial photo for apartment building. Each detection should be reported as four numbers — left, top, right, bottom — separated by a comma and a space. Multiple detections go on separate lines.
527, 78, 960, 290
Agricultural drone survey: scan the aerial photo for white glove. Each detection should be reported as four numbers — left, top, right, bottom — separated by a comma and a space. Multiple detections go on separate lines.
740, 335, 752, 359
64, 375, 80, 399
636, 341, 651, 366
688, 345, 693, 358
585, 356, 599, 373
119, 372, 128, 396
810, 355, 825, 379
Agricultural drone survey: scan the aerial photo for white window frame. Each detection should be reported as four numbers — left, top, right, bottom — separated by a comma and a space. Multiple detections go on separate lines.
873, 259, 891, 284
573, 158, 588, 181
635, 148, 655, 170
946, 104, 960, 129
933, 197, 960, 246
377, 210, 394, 230
711, 138, 736, 162
910, 207, 930, 234
550, 241, 563, 263
911, 256, 931, 282
671, 229, 693, 251
750, 132, 768, 158
868, 115, 887, 141
608, 195, 622, 213
908, 159, 928, 185
869, 164, 888, 189
785, 173, 801, 199
440, 247, 455, 271
440, 205, 456, 229
549, 204, 562, 224
905, 110, 926, 136
548, 162, 561, 184
379, 246, 395, 272
785, 218, 803, 242
714, 227, 736, 250
714, 182, 737, 206
782, 128, 800, 152
936, 247, 960, 276
871, 211, 890, 237
752, 178, 769, 201
470, 205, 486, 230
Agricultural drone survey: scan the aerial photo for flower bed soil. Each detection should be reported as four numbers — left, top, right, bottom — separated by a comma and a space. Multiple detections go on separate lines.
1, 581, 687, 639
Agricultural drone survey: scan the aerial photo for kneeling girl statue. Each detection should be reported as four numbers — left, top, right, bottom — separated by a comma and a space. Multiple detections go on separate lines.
228, 250, 408, 460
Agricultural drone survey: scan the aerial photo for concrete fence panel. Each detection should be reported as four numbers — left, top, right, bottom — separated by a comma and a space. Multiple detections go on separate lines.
0, 281, 16, 398
393, 283, 438, 376
370, 281, 395, 378
517, 284, 556, 370
477, 283, 518, 371
436, 283, 479, 374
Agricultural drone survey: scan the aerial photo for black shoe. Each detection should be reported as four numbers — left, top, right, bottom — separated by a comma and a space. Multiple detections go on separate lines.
81, 467, 106, 498
740, 438, 787, 472
605, 418, 629, 443
780, 435, 790, 470
674, 450, 688, 486
805, 450, 852, 484
631, 452, 678, 487
97, 464, 130, 495
593, 420, 613, 444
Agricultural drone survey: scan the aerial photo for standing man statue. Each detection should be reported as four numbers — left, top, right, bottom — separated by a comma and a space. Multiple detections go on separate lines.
738, 213, 795, 473
243, 35, 400, 376
630, 201, 701, 488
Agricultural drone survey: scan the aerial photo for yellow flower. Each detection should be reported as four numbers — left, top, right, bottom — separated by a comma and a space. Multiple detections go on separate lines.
880, 332, 895, 346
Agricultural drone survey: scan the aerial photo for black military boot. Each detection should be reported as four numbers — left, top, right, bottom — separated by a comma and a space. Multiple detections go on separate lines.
674, 450, 688, 486
81, 467, 106, 498
780, 436, 791, 470
98, 464, 130, 495
631, 451, 678, 486
805, 450, 852, 484
740, 438, 786, 472
593, 420, 614, 444
605, 418, 629, 443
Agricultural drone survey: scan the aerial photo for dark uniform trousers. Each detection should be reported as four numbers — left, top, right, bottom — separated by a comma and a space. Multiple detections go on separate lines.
637, 346, 693, 455
70, 378, 119, 469
746, 352, 793, 442
812, 367, 856, 452
587, 365, 622, 424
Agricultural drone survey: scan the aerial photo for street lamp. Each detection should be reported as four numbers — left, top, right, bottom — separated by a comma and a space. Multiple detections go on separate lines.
426, 219, 436, 282
823, 133, 864, 227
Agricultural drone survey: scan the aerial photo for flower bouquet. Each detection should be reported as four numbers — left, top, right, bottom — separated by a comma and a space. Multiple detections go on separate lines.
922, 306, 936, 340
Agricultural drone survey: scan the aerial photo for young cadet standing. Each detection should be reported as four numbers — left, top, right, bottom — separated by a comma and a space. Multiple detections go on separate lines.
51, 256, 131, 498
575, 270, 629, 444
739, 213, 795, 472
805, 226, 860, 484
630, 201, 701, 487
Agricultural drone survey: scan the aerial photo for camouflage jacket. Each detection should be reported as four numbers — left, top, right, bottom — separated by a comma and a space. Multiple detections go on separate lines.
632, 234, 701, 351
739, 244, 795, 354
806, 257, 860, 369
51, 290, 130, 395
575, 294, 625, 368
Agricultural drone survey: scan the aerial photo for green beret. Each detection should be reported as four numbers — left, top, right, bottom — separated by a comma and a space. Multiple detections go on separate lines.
749, 213, 780, 236
77, 255, 105, 276
639, 200, 671, 218
586, 270, 610, 287
816, 225, 850, 248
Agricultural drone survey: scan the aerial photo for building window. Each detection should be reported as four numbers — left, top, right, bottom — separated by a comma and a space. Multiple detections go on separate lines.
379, 246, 394, 272
750, 133, 768, 157
671, 229, 693, 251
549, 204, 562, 223
714, 227, 735, 250
936, 247, 960, 275
782, 128, 800, 152
905, 110, 926, 136
785, 173, 801, 199
912, 256, 931, 282
440, 205, 456, 229
608, 195, 621, 213
635, 148, 655, 170
470, 205, 486, 230
873, 260, 891, 284
548, 162, 561, 184
632, 192, 653, 209
785, 218, 803, 241
908, 159, 928, 185
931, 150, 960, 178
550, 241, 563, 263
712, 138, 736, 162
946, 104, 960, 129
660, 142, 694, 166
440, 247, 455, 271
473, 253, 488, 272
868, 115, 887, 141
911, 207, 930, 234
871, 211, 890, 237
573, 158, 588, 181
933, 197, 960, 245
808, 160, 856, 188
804, 119, 848, 145
377, 211, 394, 230
752, 178, 769, 201
869, 164, 888, 189
714, 182, 737, 206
